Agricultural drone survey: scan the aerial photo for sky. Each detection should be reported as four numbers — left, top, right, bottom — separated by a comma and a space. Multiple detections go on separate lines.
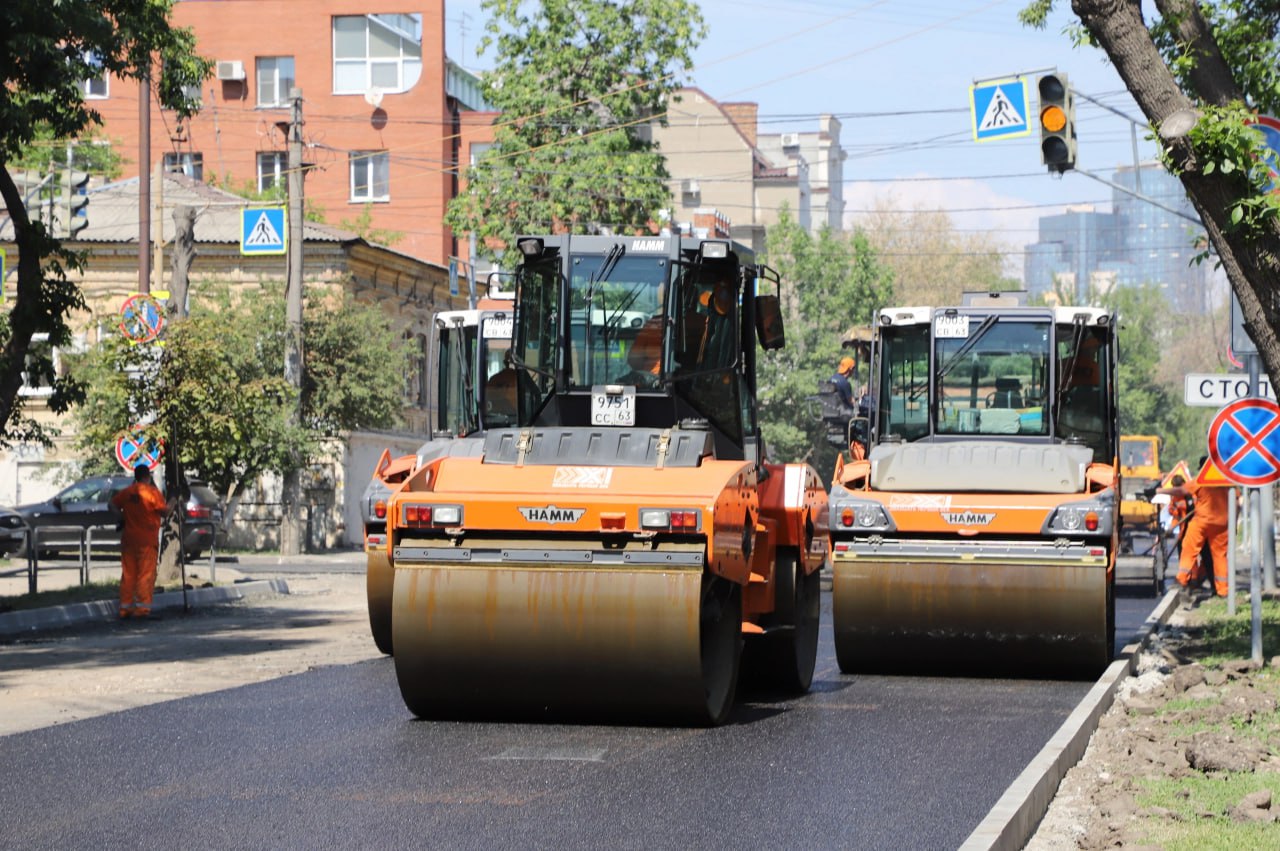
443, 0, 1169, 279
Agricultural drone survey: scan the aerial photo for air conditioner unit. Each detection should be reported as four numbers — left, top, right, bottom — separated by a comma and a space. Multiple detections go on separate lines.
215, 60, 245, 81
781, 133, 801, 148
681, 178, 700, 196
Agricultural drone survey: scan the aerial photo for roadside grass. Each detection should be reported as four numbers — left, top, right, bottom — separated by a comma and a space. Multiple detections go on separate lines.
0, 575, 210, 613
1134, 597, 1280, 847
1135, 773, 1280, 850
1181, 596, 1280, 666
0, 579, 122, 612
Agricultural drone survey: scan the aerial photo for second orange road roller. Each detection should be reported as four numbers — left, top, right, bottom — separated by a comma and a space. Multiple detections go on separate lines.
362, 304, 512, 654
384, 234, 828, 724
828, 291, 1119, 677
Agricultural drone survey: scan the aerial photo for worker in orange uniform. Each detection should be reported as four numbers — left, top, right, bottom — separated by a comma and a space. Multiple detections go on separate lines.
110, 464, 174, 619
1158, 458, 1232, 597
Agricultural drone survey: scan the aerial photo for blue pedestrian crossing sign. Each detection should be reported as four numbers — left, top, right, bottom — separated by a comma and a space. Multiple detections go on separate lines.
241, 207, 287, 255
970, 77, 1031, 142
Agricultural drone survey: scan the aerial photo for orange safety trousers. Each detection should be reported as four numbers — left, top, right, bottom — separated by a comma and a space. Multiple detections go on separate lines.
119, 539, 159, 617
1176, 519, 1230, 596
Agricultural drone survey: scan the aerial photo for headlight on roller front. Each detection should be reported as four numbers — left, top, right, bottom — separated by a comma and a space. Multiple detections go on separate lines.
831, 499, 895, 533
1043, 495, 1114, 536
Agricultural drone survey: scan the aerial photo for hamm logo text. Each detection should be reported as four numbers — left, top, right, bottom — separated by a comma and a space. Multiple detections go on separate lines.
941, 511, 995, 526
519, 505, 586, 524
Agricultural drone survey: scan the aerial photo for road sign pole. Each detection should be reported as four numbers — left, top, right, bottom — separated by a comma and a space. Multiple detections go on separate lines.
1228, 493, 1237, 616
1250, 488, 1264, 666
1264, 484, 1277, 591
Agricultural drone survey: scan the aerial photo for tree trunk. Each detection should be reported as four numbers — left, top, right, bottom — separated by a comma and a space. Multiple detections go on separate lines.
0, 167, 48, 436
279, 467, 305, 556
156, 204, 197, 584
1071, 0, 1280, 384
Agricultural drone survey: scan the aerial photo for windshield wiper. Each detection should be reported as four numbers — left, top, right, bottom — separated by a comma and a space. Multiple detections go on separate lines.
936, 315, 998, 382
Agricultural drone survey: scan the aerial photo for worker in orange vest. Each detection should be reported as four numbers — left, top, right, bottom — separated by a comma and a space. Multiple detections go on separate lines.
110, 464, 174, 619
1158, 458, 1232, 597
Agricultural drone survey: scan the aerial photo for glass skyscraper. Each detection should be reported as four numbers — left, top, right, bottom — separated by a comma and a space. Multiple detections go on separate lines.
1023, 163, 1210, 312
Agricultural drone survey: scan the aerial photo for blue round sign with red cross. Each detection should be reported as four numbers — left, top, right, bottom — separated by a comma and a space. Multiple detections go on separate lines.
115, 427, 164, 473
1207, 396, 1280, 486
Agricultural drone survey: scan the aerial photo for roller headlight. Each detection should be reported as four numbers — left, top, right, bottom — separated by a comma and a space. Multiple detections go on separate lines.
1044, 494, 1114, 536
832, 499, 895, 533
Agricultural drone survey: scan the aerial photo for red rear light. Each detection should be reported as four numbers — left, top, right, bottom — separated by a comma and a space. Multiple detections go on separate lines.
186, 505, 211, 519
404, 504, 432, 526
1085, 512, 1099, 532
672, 510, 697, 529
841, 507, 854, 527
374, 500, 387, 519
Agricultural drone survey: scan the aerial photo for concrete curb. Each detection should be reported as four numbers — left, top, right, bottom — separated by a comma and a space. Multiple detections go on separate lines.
958, 586, 1182, 851
0, 579, 291, 638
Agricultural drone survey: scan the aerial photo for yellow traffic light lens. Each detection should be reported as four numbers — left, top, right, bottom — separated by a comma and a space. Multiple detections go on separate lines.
1041, 105, 1067, 133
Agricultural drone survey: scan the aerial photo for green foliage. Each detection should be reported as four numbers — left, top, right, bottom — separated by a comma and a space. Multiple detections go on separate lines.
69, 282, 408, 505
10, 125, 124, 182
339, 204, 405, 247
445, 0, 705, 258
1180, 104, 1280, 239
757, 207, 894, 474
0, 0, 211, 446
1105, 285, 1213, 464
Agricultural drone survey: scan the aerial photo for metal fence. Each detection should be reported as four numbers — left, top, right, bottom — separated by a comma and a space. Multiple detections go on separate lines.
20, 521, 220, 594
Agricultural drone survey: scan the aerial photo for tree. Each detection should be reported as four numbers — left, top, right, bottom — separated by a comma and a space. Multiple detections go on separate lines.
0, 1, 209, 447
1105, 284, 1217, 464
757, 208, 895, 477
69, 283, 409, 544
857, 201, 1021, 305
445, 0, 705, 257
1020, 1, 1280, 386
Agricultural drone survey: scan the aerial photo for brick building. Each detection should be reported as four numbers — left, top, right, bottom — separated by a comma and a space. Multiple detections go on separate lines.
90, 0, 495, 269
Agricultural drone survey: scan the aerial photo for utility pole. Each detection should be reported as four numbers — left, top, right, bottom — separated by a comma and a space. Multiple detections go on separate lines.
139, 68, 151, 294
280, 87, 306, 556
153, 158, 164, 294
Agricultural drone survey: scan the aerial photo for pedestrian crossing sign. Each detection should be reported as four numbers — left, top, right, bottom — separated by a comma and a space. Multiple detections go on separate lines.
970, 77, 1031, 142
241, 207, 287, 255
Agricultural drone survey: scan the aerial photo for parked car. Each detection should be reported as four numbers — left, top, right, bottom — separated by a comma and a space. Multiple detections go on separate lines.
0, 506, 28, 557
14, 475, 224, 559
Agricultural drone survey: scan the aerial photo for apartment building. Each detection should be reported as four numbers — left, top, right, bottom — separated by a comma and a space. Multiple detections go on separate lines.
653, 88, 845, 252
89, 1, 494, 269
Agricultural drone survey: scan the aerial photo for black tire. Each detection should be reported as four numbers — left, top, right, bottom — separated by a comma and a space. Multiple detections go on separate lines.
698, 574, 743, 726
744, 549, 820, 693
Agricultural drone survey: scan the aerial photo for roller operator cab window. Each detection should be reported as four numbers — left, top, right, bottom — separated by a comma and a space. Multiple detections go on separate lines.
568, 253, 668, 388
878, 316, 1053, 440
934, 318, 1050, 437
1054, 324, 1113, 460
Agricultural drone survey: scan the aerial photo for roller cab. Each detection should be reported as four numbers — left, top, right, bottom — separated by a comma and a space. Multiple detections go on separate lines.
388, 235, 827, 724
830, 293, 1118, 677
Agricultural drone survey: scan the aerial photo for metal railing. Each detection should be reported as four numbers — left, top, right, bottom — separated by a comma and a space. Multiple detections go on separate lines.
20, 521, 221, 594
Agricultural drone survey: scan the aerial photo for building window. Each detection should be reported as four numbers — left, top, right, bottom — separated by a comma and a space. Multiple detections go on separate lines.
20, 333, 84, 397
332, 14, 422, 95
82, 52, 109, 99
256, 56, 295, 108
163, 152, 204, 181
257, 152, 286, 192
349, 151, 389, 202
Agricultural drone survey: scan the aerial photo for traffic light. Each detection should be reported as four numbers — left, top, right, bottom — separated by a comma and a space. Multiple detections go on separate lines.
62, 168, 90, 239
1037, 73, 1077, 173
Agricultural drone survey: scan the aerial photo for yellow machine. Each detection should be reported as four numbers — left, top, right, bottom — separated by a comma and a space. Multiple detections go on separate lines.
383, 235, 828, 724
828, 292, 1119, 676
1118, 435, 1162, 555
